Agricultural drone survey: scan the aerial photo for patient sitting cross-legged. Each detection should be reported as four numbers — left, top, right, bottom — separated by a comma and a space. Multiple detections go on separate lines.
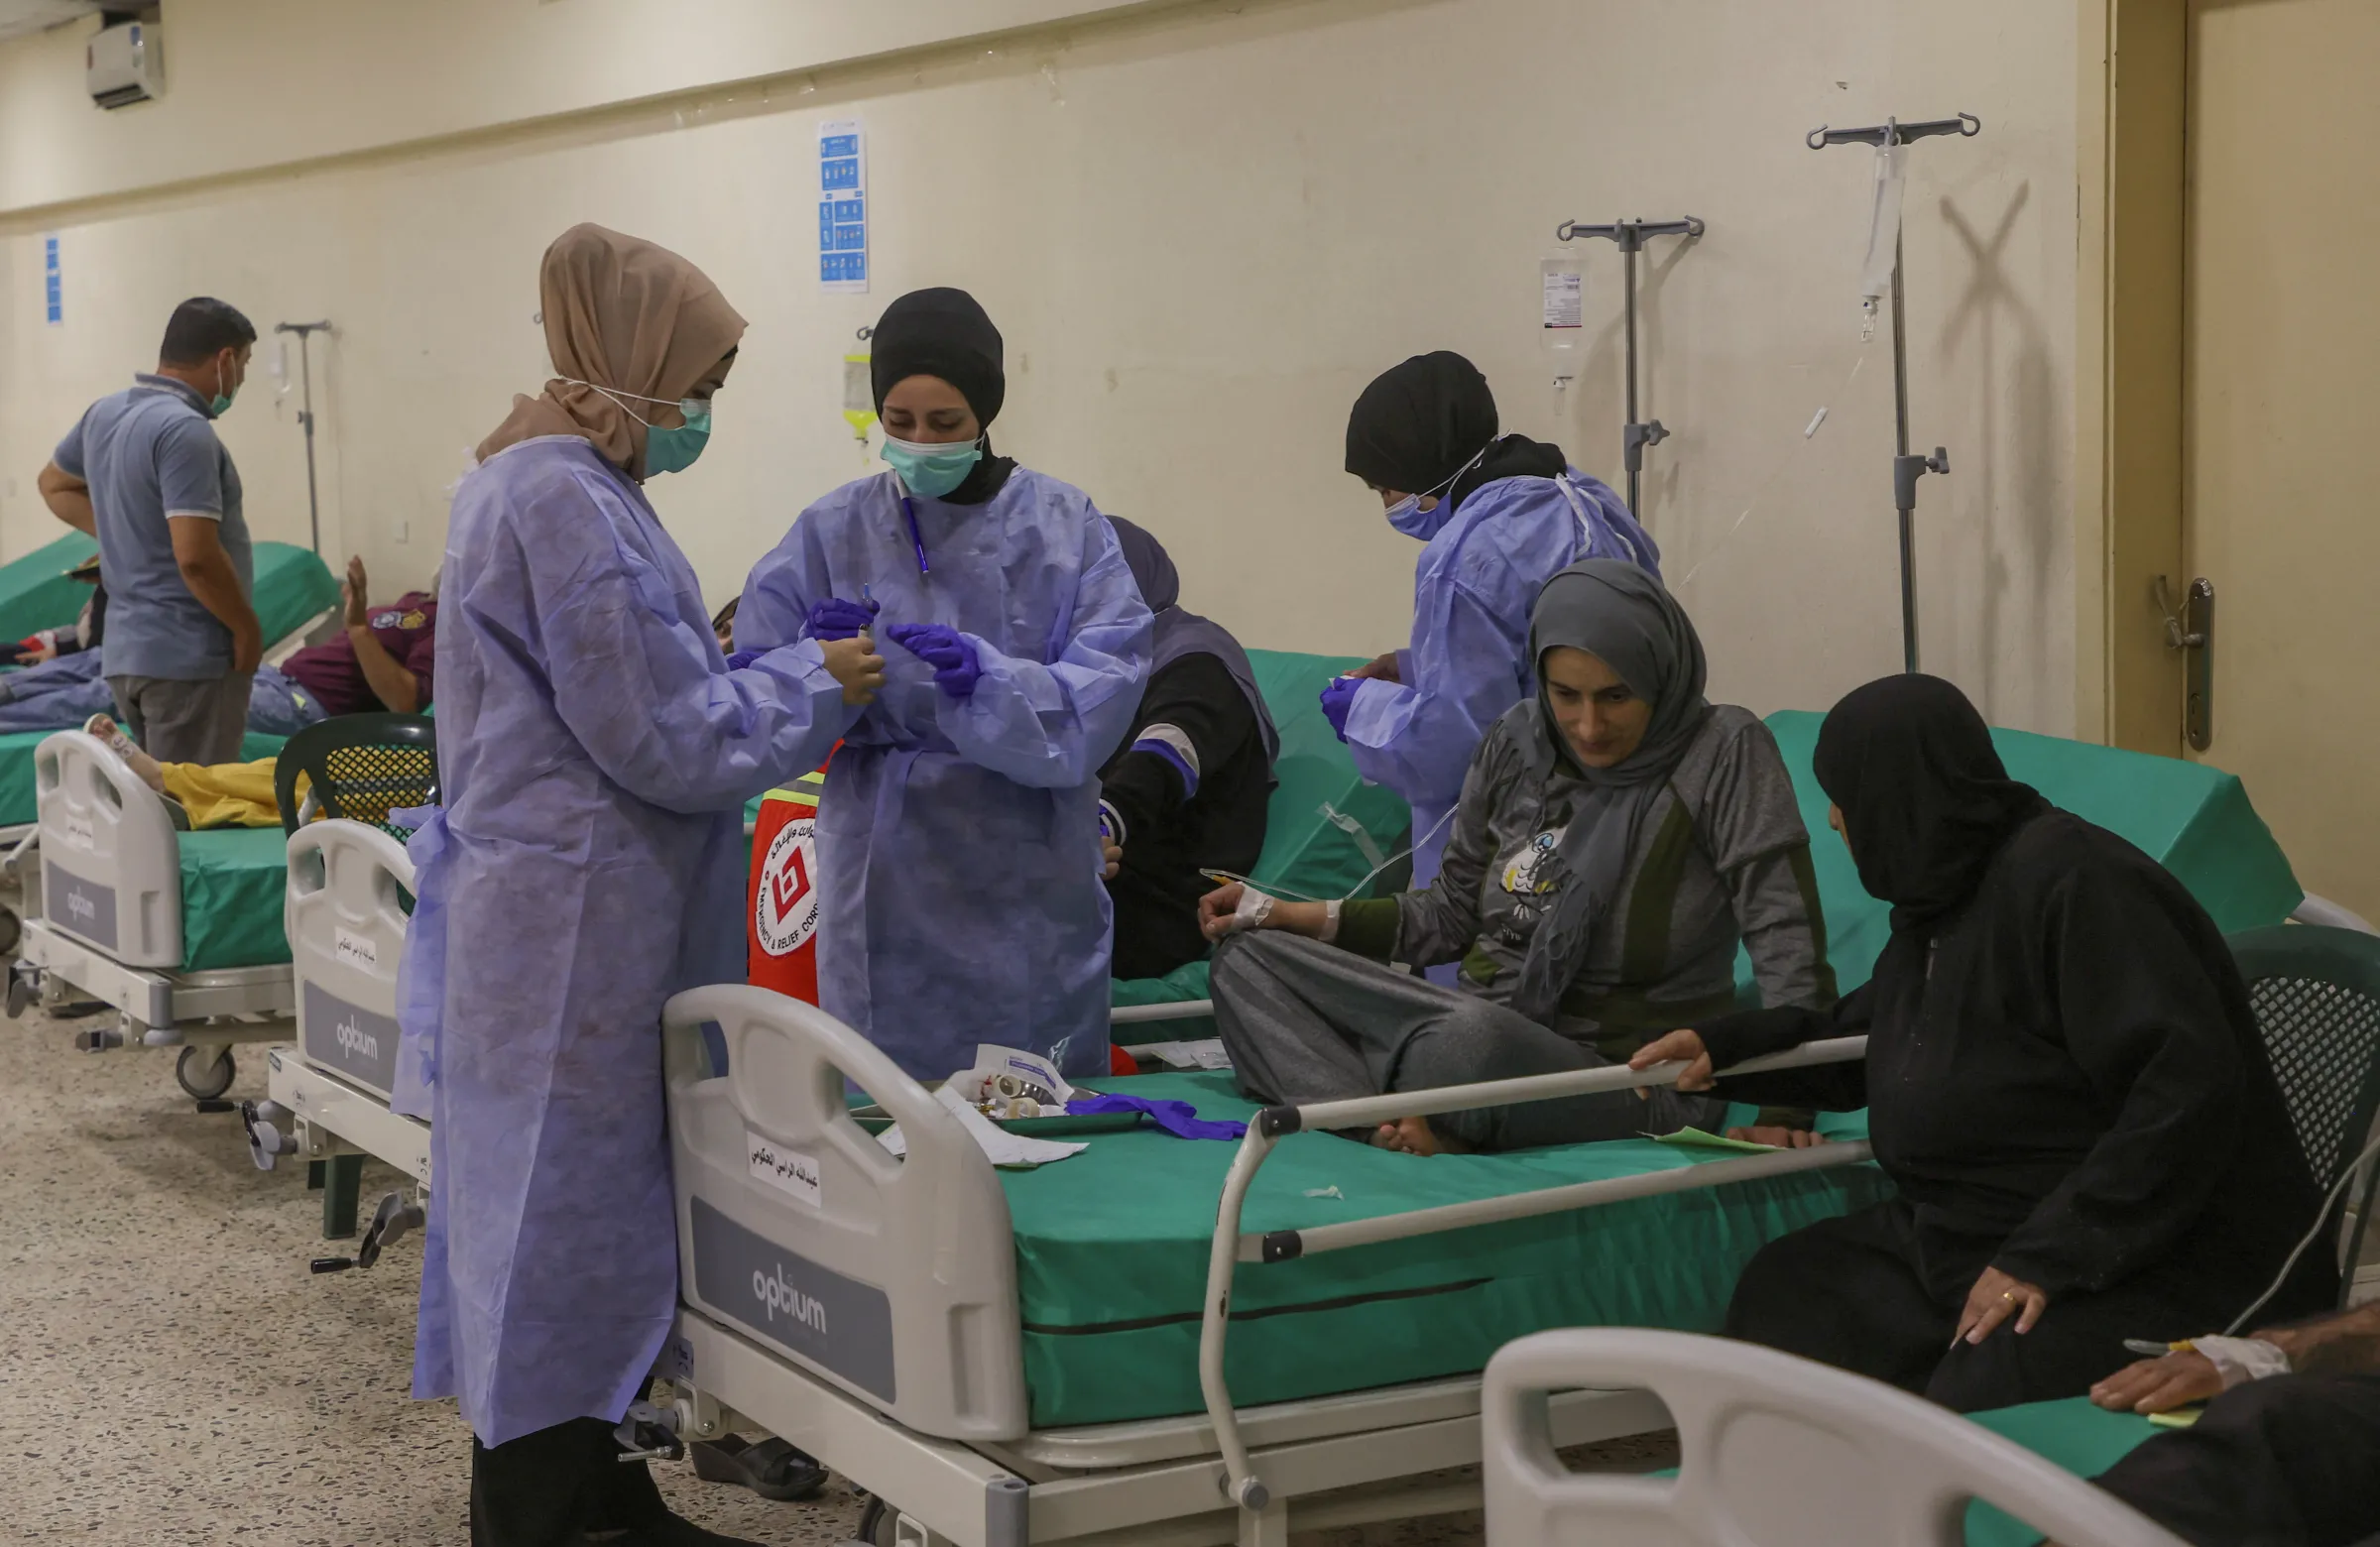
1199, 560, 1835, 1155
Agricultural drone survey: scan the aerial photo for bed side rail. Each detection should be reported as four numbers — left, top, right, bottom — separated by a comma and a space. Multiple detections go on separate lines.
33, 729, 183, 967
659, 984, 1030, 1443
286, 820, 415, 1100
1482, 1328, 2187, 1547
1200, 1036, 1873, 1512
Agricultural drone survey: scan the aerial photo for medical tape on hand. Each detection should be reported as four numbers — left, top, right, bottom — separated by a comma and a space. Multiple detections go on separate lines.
2191, 1336, 2292, 1388
1231, 888, 1276, 933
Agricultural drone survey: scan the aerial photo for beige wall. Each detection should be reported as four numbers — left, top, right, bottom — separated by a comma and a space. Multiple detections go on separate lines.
0, 0, 2082, 729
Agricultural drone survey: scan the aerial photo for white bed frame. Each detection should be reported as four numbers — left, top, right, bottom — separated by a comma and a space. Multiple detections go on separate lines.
7, 730, 293, 1099
247, 820, 429, 1184
1481, 1328, 2189, 1547
653, 985, 1873, 1547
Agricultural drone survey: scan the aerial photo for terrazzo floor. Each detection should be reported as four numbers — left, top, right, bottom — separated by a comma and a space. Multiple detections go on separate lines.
0, 999, 1674, 1546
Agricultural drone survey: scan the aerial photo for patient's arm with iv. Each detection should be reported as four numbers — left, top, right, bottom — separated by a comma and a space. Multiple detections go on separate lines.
1378, 729, 1504, 966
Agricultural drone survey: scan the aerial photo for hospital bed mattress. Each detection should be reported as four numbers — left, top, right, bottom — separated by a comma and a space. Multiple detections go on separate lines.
1763, 710, 2302, 994
1003, 1071, 1890, 1428
176, 824, 295, 970
1963, 1398, 2160, 1547
0, 531, 99, 643
248, 541, 343, 648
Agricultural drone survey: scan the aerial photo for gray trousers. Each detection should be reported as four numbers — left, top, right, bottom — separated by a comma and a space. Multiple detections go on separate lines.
108, 671, 253, 766
1209, 931, 1727, 1151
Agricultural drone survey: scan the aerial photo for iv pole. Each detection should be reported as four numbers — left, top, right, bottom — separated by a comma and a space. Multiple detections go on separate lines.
274, 319, 332, 554
1554, 217, 1704, 520
1805, 113, 1978, 673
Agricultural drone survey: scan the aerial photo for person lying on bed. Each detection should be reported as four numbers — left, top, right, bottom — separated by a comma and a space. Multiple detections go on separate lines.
1197, 558, 1833, 1154
2058, 1299, 2380, 1547
1629, 672, 2334, 1412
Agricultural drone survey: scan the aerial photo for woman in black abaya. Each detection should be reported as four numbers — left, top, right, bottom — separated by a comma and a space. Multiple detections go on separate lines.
1632, 673, 2334, 1412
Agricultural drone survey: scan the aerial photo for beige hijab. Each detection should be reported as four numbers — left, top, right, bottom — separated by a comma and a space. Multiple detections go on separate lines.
475, 223, 748, 472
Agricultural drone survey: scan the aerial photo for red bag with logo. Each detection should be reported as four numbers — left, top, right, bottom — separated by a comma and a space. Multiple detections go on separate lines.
748, 758, 832, 1003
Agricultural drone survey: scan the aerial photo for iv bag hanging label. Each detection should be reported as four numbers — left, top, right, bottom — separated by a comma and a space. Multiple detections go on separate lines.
1542, 267, 1584, 330
817, 120, 869, 294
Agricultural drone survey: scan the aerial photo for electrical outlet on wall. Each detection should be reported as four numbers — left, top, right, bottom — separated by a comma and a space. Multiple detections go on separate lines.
393, 521, 410, 544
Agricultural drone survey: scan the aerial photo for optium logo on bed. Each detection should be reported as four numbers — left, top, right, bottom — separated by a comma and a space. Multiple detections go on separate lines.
64, 892, 95, 923
751, 1262, 826, 1334
334, 1014, 379, 1063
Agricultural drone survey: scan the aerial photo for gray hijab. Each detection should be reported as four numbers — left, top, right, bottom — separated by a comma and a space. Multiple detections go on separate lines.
1108, 517, 1279, 765
1509, 559, 1713, 1022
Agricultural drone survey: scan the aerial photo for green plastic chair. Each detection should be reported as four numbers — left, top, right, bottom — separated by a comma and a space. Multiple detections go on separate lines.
2228, 923, 2380, 1300
272, 712, 438, 839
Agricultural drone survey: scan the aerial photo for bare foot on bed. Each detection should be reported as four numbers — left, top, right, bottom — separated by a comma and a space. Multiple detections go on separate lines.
1370, 1116, 1473, 1156
83, 715, 165, 792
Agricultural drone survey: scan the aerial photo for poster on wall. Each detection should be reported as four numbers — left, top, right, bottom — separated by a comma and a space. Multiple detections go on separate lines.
44, 234, 60, 325
818, 119, 868, 294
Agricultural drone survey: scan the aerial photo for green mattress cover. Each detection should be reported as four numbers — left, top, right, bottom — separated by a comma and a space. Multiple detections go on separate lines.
0, 531, 99, 643
1001, 1071, 1893, 1428
177, 822, 293, 970
250, 541, 342, 650
1754, 710, 2302, 993
1109, 649, 1413, 1016
1963, 1397, 2160, 1547
0, 729, 285, 829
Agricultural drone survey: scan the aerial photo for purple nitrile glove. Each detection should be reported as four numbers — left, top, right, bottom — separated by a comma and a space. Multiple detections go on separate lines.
1319, 675, 1361, 742
885, 622, 982, 700
724, 649, 762, 670
1064, 1093, 1247, 1140
805, 595, 880, 642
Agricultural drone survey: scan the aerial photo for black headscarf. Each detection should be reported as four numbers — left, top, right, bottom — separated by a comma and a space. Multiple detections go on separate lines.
1106, 517, 1279, 765
1813, 673, 2050, 929
871, 287, 1015, 505
1344, 351, 1566, 515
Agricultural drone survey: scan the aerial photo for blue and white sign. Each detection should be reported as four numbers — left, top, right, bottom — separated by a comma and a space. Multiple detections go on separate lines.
817, 120, 868, 294
44, 234, 60, 325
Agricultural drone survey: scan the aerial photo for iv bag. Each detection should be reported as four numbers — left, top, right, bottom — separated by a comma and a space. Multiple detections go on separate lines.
1860, 141, 1908, 310
1540, 256, 1585, 386
843, 349, 876, 448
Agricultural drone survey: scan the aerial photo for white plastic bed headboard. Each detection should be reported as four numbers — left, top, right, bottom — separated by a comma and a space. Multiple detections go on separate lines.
286, 819, 415, 1101
660, 984, 1029, 1442
1482, 1329, 2190, 1547
34, 729, 184, 968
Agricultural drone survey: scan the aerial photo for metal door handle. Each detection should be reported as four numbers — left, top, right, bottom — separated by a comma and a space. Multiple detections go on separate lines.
2154, 575, 2215, 750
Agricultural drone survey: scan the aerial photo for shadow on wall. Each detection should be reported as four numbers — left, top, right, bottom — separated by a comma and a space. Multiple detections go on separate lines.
1937, 180, 2061, 722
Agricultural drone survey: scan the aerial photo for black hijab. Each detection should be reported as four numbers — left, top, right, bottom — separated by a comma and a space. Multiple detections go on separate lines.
1813, 674, 2050, 929
871, 287, 1015, 505
1343, 351, 1566, 515
1106, 516, 1279, 765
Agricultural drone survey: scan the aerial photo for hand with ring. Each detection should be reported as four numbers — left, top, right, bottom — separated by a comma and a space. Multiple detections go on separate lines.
1956, 1265, 2050, 1346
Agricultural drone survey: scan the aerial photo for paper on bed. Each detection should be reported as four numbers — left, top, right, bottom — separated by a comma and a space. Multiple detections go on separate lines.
875, 1084, 1089, 1168
1650, 1126, 1780, 1154
1133, 1038, 1234, 1071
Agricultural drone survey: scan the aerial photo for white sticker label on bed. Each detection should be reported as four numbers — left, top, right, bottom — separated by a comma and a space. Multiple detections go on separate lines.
60, 811, 93, 850
747, 1132, 823, 1209
333, 926, 379, 970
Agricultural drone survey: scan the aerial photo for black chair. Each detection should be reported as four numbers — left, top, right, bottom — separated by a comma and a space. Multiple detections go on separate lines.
272, 712, 437, 839
2230, 923, 2380, 1305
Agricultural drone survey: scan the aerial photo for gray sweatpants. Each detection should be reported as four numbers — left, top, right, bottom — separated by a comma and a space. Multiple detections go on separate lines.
108, 670, 254, 766
1209, 931, 1727, 1151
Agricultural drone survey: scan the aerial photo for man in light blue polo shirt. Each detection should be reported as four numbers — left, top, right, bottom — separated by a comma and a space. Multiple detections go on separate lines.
37, 297, 263, 764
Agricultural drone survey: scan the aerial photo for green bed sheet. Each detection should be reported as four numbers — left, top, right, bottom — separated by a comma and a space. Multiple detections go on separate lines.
177, 823, 294, 970
0, 531, 99, 643
1963, 1397, 2161, 1547
1000, 1070, 1890, 1428
250, 541, 342, 649
1750, 710, 2302, 994
1109, 649, 1413, 1032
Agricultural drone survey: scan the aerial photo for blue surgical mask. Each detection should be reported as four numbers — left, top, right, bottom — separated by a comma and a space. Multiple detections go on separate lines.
642, 405, 711, 477
882, 432, 984, 500
1381, 441, 1493, 541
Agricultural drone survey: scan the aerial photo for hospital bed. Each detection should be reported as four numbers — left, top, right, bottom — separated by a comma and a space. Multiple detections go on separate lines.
0, 529, 100, 644
6, 709, 434, 1106
1480, 1330, 2186, 1547
242, 816, 428, 1259
644, 983, 1883, 1547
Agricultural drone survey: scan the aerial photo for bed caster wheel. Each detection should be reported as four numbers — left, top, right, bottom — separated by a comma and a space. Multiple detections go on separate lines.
855, 1496, 894, 1547
177, 1045, 236, 1102
5, 963, 35, 1019
0, 907, 21, 956
241, 1099, 296, 1170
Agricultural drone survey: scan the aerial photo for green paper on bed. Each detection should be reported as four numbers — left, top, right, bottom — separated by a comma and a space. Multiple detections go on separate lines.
1652, 1126, 1778, 1154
